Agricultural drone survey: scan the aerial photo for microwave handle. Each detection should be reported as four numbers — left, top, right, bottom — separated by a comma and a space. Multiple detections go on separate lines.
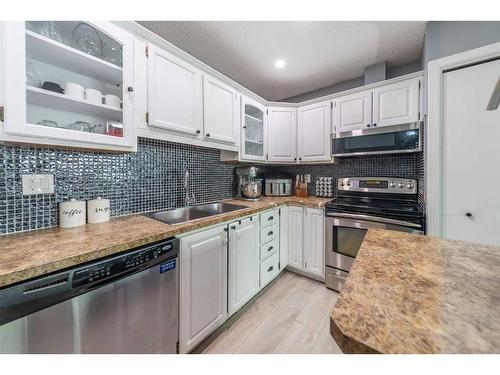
325, 212, 422, 229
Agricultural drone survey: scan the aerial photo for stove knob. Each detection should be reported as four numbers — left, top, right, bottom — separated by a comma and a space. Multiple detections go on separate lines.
346, 181, 351, 187
398, 183, 404, 188
406, 183, 414, 189
340, 181, 345, 187
389, 182, 395, 188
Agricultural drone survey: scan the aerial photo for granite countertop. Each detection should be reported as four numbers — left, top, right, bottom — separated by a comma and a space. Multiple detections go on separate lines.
330, 229, 500, 354
0, 196, 330, 289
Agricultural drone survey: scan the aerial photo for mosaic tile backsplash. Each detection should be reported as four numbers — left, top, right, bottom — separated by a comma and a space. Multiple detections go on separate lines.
0, 138, 236, 235
0, 137, 424, 235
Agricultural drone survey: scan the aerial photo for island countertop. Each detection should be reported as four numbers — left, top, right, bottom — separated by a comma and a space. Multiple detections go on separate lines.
330, 229, 500, 354
0, 196, 329, 289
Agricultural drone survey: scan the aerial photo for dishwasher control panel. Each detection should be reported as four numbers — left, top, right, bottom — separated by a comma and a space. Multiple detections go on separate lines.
72, 238, 178, 288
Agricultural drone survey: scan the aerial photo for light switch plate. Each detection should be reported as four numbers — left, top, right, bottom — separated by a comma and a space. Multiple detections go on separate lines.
21, 174, 55, 196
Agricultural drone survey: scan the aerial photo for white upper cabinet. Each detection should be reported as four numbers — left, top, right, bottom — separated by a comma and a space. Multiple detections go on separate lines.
267, 107, 297, 162
202, 75, 238, 145
1, 21, 136, 151
297, 101, 332, 162
372, 78, 420, 127
241, 96, 266, 161
147, 43, 202, 136
333, 89, 372, 133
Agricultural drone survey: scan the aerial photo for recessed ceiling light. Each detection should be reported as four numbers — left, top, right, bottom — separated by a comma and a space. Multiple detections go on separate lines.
274, 59, 286, 69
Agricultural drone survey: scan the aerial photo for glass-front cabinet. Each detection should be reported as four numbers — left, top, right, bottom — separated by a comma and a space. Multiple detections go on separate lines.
240, 96, 266, 161
1, 21, 136, 151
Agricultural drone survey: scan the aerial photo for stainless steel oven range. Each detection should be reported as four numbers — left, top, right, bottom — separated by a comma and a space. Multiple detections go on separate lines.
324, 177, 424, 291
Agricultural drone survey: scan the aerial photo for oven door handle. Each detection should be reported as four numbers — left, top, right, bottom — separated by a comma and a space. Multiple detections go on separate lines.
325, 212, 422, 229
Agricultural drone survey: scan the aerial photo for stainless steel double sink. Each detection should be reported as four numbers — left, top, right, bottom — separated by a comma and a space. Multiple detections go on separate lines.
150, 202, 247, 225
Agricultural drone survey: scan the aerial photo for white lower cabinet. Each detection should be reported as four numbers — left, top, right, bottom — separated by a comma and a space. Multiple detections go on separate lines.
258, 209, 281, 288
179, 224, 228, 353
303, 208, 325, 278
287, 206, 304, 270
286, 206, 325, 280
228, 216, 260, 316
279, 206, 289, 269
260, 251, 280, 287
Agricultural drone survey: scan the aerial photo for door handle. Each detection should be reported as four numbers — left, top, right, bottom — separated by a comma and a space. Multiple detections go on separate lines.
267, 266, 274, 272
465, 212, 473, 218
267, 246, 274, 252
486, 77, 500, 111
268, 216, 274, 221
268, 231, 273, 236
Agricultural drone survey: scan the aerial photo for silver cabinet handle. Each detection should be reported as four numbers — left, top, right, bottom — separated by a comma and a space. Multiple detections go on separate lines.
465, 212, 473, 218
268, 216, 274, 221
325, 212, 422, 229
267, 246, 274, 252
267, 266, 273, 272
486, 77, 500, 110
268, 231, 273, 236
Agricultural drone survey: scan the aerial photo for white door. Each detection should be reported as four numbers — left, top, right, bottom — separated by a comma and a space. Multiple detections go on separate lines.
303, 208, 325, 278
203, 75, 237, 144
287, 206, 303, 270
279, 206, 289, 270
2, 21, 136, 151
267, 107, 297, 162
297, 101, 332, 162
333, 90, 372, 132
228, 216, 260, 316
241, 96, 266, 161
372, 78, 420, 127
179, 225, 228, 353
147, 43, 202, 136
442, 59, 500, 246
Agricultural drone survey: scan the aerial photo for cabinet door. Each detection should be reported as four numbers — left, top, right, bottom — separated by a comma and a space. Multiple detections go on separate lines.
228, 216, 260, 316
203, 75, 237, 144
267, 107, 297, 162
2, 21, 136, 151
333, 90, 372, 132
372, 78, 420, 127
287, 206, 303, 270
179, 225, 228, 353
279, 206, 289, 271
147, 43, 202, 136
241, 96, 266, 161
303, 208, 325, 278
297, 101, 332, 162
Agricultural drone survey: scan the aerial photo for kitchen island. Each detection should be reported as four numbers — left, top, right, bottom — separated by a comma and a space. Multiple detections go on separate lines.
330, 229, 500, 354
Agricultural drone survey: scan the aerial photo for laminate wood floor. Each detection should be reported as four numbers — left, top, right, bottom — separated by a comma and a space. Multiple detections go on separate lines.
203, 271, 342, 354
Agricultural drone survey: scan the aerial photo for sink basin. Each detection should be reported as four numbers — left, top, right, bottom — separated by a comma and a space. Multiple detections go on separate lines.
151, 202, 247, 225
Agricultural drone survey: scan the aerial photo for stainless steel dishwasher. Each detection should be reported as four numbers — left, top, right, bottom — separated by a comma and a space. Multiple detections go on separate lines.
0, 238, 179, 354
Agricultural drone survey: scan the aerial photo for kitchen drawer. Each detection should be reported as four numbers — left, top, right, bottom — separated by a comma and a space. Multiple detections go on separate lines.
260, 237, 279, 261
260, 209, 278, 229
260, 251, 280, 288
260, 223, 278, 245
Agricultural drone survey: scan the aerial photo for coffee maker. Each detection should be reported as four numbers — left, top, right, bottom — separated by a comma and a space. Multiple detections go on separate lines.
236, 166, 263, 200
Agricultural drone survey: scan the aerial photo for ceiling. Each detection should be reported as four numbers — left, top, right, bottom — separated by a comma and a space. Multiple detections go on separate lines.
137, 21, 426, 101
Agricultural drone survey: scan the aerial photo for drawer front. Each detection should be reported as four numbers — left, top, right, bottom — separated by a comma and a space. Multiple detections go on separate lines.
260, 237, 279, 261
260, 223, 278, 245
260, 209, 278, 229
260, 251, 280, 288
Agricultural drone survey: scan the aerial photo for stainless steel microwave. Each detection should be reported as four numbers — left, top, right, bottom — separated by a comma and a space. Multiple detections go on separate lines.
332, 123, 422, 157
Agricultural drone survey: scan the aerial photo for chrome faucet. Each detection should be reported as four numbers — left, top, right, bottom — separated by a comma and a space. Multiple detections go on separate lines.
184, 167, 196, 206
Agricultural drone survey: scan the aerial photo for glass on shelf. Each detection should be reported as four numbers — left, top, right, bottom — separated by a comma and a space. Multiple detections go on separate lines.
26, 61, 42, 88
25, 21, 123, 68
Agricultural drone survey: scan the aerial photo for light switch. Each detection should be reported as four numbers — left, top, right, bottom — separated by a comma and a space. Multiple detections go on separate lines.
22, 174, 55, 196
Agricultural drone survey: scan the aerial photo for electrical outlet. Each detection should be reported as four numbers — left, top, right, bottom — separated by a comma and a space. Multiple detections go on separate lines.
21, 174, 55, 196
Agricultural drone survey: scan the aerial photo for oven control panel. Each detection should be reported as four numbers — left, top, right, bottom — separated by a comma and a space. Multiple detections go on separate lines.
338, 177, 417, 194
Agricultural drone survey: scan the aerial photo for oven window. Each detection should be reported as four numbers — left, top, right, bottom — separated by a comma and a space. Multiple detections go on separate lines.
334, 226, 367, 258
333, 129, 419, 155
